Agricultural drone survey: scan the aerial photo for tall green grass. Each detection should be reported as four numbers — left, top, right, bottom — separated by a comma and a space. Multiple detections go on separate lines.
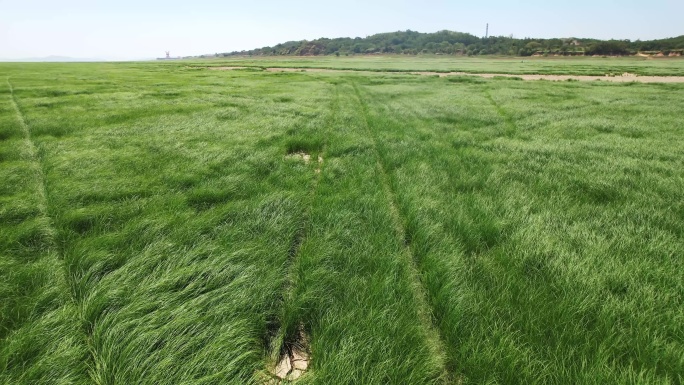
1, 78, 88, 384
1, 62, 682, 384
355, 75, 684, 384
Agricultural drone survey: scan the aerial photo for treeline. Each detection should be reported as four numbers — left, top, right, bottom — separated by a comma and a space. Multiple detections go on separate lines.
218, 30, 684, 57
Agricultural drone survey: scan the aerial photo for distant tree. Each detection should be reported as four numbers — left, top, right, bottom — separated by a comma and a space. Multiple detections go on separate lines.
586, 41, 629, 56
439, 41, 453, 54
219, 30, 683, 58
525, 41, 542, 50
518, 48, 532, 56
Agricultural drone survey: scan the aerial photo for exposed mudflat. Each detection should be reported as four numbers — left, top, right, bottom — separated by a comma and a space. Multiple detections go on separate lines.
206, 66, 684, 83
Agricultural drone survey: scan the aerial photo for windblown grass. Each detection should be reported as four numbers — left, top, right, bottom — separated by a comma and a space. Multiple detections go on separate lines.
1, 61, 682, 384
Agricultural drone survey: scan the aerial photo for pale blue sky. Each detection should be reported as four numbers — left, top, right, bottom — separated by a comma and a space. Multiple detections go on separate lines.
1, 0, 682, 60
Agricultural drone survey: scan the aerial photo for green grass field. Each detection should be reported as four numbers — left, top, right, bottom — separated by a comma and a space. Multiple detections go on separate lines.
1, 59, 683, 384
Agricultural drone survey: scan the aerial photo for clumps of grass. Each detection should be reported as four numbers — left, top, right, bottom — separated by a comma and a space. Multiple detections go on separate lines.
0, 200, 42, 224
144, 90, 183, 99
0, 128, 18, 140
604, 275, 630, 297
447, 201, 507, 255
620, 128, 646, 138
235, 66, 266, 72
214, 99, 250, 108
29, 124, 74, 138
519, 252, 557, 282
186, 187, 238, 211
62, 210, 98, 234
435, 115, 461, 125
273, 96, 294, 103
0, 146, 13, 163
590, 119, 617, 134
572, 179, 624, 205
216, 108, 241, 121
285, 137, 324, 156
43, 89, 71, 97
493, 75, 524, 81
447, 75, 485, 84
69, 188, 152, 206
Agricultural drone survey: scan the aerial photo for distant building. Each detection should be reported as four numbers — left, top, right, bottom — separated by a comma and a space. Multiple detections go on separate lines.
157, 51, 181, 60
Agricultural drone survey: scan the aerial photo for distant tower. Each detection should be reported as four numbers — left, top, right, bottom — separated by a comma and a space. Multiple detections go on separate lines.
165, 51, 170, 59
485, 24, 489, 39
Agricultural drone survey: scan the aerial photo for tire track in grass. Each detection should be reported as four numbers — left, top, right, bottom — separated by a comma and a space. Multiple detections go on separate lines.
484, 89, 518, 137
359, 83, 512, 383
351, 80, 452, 383
265, 83, 340, 382
7, 79, 49, 214
7, 78, 97, 382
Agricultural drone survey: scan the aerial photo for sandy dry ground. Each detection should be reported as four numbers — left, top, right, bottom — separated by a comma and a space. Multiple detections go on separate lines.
205, 66, 684, 83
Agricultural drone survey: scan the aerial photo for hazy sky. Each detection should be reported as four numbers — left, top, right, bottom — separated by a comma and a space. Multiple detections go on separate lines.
1, 0, 682, 60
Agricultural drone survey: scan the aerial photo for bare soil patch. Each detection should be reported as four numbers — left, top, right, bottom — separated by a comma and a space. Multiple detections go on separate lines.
206, 66, 684, 83
287, 152, 311, 163
412, 71, 684, 83
268, 327, 311, 382
315, 155, 323, 174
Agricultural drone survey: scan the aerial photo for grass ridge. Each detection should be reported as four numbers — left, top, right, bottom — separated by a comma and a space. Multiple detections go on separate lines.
267, 84, 340, 373
484, 89, 518, 137
351, 80, 451, 383
6, 78, 96, 383
7, 79, 49, 213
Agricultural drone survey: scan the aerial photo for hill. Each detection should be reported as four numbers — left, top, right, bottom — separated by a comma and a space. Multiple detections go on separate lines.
219, 30, 684, 57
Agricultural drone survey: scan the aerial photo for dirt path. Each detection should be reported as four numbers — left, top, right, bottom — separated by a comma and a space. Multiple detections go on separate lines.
205, 66, 684, 83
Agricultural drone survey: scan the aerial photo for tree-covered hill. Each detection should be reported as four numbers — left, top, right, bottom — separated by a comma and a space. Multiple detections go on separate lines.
217, 30, 684, 57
